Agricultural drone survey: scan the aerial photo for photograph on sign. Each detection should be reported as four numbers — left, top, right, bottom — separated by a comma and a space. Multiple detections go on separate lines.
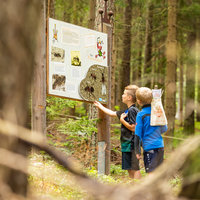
51, 46, 65, 63
71, 51, 81, 66
48, 18, 108, 102
52, 74, 66, 92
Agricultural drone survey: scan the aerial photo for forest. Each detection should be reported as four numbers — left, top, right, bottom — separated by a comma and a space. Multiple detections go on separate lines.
0, 0, 200, 199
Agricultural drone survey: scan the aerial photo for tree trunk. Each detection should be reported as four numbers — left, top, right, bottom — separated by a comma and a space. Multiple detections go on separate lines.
165, 0, 177, 138
120, 0, 132, 109
88, 0, 96, 29
151, 45, 156, 89
111, 0, 116, 111
0, 0, 41, 196
47, 0, 55, 18
32, 1, 46, 135
196, 19, 200, 121
178, 56, 184, 125
143, 0, 153, 87
73, 0, 78, 25
136, 49, 142, 86
183, 32, 196, 135
132, 7, 143, 87
50, 0, 55, 18
63, 2, 71, 22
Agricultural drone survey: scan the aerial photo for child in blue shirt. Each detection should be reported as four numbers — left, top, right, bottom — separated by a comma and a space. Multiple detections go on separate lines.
134, 87, 167, 173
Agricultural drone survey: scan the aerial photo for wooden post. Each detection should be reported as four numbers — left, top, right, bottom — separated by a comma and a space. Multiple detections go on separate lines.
32, 0, 46, 135
97, 0, 113, 175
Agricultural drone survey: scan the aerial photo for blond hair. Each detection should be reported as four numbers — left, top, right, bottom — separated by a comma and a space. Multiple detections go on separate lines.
125, 85, 139, 103
136, 87, 152, 105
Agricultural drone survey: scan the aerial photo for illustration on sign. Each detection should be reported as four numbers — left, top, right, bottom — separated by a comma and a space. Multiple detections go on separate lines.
95, 37, 106, 59
79, 65, 108, 102
52, 74, 66, 92
51, 46, 65, 63
53, 24, 58, 42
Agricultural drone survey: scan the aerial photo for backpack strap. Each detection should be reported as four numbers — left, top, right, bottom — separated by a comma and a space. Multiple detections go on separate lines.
142, 114, 150, 121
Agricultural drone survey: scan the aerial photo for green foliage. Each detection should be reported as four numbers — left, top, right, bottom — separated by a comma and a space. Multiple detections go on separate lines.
169, 175, 182, 195
87, 166, 125, 184
115, 0, 127, 8
111, 147, 121, 155
113, 128, 120, 135
39, 151, 52, 161
179, 2, 200, 19
195, 122, 200, 135
46, 96, 86, 120
114, 105, 120, 111
173, 125, 187, 148
46, 96, 74, 119
110, 164, 126, 176
58, 116, 97, 138
54, 0, 89, 27
182, 147, 200, 177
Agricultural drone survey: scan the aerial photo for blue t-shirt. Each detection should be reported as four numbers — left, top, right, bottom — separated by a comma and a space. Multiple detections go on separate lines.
135, 104, 168, 152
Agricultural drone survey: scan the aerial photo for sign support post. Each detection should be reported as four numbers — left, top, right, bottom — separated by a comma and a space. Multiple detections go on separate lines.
97, 0, 113, 175
32, 0, 46, 136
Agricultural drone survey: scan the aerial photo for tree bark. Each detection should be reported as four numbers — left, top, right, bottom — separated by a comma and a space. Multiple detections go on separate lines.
0, 0, 41, 196
196, 19, 200, 121
47, 0, 55, 18
132, 7, 143, 87
120, 0, 132, 109
143, 0, 153, 87
178, 56, 184, 125
63, 1, 71, 22
32, 1, 46, 136
88, 0, 96, 29
110, 0, 116, 111
165, 0, 177, 139
183, 32, 196, 135
49, 0, 55, 18
73, 0, 78, 25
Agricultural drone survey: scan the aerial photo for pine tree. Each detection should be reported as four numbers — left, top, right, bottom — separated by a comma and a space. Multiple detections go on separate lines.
165, 0, 177, 137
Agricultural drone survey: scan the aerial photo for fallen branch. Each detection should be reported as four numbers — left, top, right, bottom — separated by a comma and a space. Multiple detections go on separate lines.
0, 118, 199, 200
0, 148, 28, 174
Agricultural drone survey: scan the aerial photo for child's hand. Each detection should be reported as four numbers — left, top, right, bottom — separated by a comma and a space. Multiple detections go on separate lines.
120, 113, 127, 119
120, 113, 127, 120
136, 154, 141, 160
131, 124, 136, 132
94, 101, 102, 109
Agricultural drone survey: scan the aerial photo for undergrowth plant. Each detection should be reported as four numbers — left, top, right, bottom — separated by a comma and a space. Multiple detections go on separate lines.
46, 96, 86, 120
55, 116, 98, 167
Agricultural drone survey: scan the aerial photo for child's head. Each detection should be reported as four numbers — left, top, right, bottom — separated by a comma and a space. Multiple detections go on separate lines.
122, 85, 138, 104
136, 87, 152, 106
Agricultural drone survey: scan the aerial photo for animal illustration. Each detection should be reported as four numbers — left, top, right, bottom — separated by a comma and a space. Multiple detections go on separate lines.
95, 37, 106, 59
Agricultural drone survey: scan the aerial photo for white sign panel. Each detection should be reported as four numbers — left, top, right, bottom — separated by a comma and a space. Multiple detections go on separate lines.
48, 18, 108, 103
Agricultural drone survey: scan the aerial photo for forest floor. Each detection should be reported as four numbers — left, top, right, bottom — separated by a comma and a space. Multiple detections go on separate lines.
27, 119, 186, 200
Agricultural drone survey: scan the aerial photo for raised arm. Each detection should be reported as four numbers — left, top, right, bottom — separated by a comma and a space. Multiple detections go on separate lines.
94, 101, 116, 117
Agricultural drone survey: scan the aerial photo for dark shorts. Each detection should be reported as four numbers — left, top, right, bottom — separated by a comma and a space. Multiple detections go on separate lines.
122, 152, 140, 170
143, 147, 164, 173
